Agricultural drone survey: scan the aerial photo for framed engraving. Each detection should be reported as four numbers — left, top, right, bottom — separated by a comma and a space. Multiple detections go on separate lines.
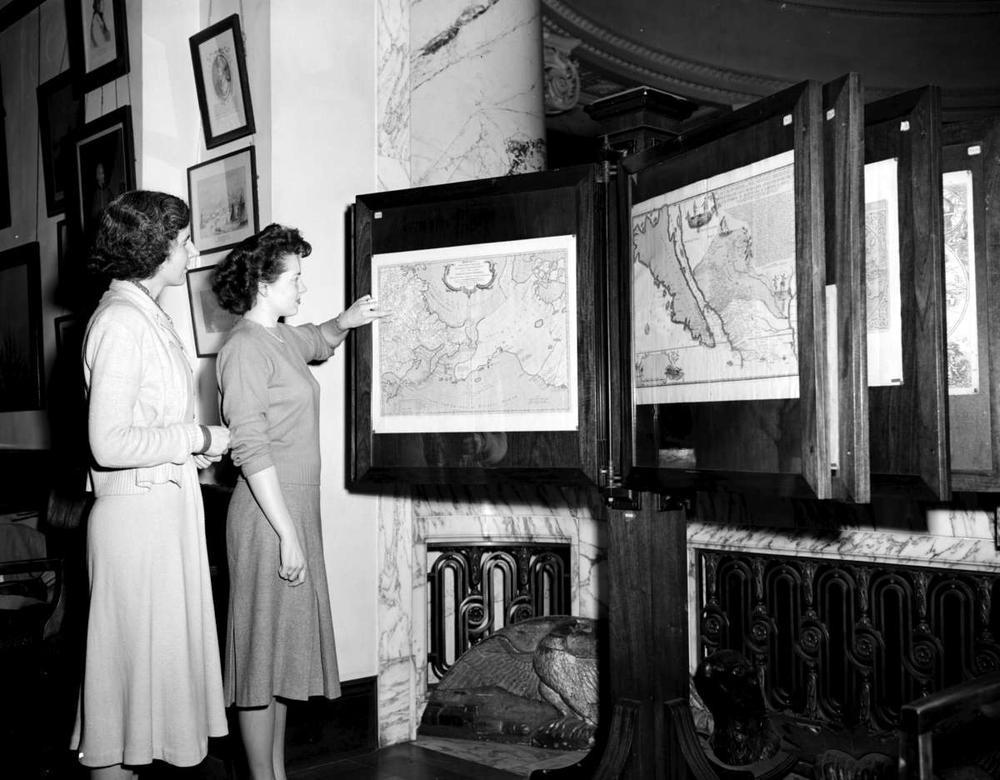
186, 264, 240, 357
189, 14, 255, 149
187, 146, 259, 254
66, 0, 130, 92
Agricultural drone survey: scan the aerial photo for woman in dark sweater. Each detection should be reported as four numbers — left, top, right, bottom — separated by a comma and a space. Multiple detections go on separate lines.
211, 224, 384, 779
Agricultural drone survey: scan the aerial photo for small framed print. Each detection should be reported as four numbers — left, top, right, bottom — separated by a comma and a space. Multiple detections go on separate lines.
66, 0, 130, 92
187, 146, 259, 254
189, 14, 256, 149
186, 265, 240, 357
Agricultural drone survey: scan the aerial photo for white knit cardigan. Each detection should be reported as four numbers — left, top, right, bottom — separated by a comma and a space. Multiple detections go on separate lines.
84, 280, 203, 495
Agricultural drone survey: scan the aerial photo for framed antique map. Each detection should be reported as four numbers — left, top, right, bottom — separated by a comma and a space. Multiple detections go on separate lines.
370, 235, 578, 435
620, 80, 836, 500
943, 118, 1000, 491
351, 165, 603, 487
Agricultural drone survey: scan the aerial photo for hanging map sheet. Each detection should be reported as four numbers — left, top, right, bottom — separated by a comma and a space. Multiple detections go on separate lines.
942, 169, 979, 396
632, 150, 798, 404
864, 158, 904, 387
371, 235, 578, 434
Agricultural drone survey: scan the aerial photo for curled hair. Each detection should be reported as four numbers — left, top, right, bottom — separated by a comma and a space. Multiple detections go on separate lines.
88, 191, 190, 281
211, 224, 312, 315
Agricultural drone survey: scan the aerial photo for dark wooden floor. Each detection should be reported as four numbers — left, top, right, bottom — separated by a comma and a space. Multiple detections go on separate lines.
11, 743, 522, 780
288, 743, 522, 780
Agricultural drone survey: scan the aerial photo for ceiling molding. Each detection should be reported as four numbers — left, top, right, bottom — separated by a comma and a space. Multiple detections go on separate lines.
542, 0, 789, 107
768, 0, 1000, 17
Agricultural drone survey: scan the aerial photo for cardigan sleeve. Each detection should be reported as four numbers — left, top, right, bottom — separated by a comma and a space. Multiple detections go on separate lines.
217, 332, 274, 477
85, 308, 200, 468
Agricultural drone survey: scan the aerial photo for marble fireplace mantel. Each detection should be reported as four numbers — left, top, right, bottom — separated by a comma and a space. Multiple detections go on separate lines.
377, 486, 607, 746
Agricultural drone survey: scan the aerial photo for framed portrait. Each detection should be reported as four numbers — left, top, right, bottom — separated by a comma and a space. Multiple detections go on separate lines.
66, 0, 130, 92
186, 265, 240, 357
187, 146, 259, 254
351, 164, 605, 488
37, 70, 85, 217
72, 105, 135, 239
0, 243, 44, 412
189, 14, 255, 149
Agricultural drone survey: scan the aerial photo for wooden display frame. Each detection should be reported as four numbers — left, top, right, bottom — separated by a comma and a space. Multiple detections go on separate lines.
942, 118, 1000, 492
823, 73, 870, 503
350, 165, 604, 487
619, 80, 833, 499
864, 87, 950, 500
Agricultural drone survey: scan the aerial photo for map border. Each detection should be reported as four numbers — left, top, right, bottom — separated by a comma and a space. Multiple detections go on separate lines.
370, 234, 579, 434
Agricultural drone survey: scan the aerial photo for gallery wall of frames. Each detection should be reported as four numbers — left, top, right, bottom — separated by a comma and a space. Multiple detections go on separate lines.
3, 7, 261, 418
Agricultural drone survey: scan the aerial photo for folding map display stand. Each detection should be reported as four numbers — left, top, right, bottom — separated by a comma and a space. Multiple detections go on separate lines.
349, 165, 606, 487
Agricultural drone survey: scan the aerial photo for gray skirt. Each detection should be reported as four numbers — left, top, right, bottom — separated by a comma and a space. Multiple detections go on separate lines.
224, 477, 340, 706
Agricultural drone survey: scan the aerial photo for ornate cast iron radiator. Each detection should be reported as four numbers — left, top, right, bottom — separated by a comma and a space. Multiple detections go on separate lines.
697, 550, 1000, 731
427, 542, 571, 681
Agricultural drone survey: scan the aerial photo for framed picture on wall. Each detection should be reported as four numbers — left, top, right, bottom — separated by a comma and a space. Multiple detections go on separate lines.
66, 0, 130, 92
187, 146, 259, 254
37, 70, 85, 217
0, 243, 44, 412
189, 14, 256, 149
56, 218, 69, 281
0, 78, 10, 229
72, 105, 135, 239
54, 313, 84, 361
186, 265, 240, 357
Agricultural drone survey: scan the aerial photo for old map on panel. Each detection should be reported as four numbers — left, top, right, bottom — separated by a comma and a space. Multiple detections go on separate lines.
943, 169, 979, 395
632, 150, 798, 404
371, 235, 578, 433
864, 158, 903, 387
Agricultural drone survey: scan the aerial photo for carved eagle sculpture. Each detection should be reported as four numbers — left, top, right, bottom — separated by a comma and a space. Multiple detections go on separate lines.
420, 616, 598, 750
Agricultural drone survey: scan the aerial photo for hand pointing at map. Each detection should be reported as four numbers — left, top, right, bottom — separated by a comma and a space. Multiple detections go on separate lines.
334, 293, 390, 331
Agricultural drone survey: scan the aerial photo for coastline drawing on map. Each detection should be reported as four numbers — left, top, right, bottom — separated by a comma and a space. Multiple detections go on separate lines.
371, 235, 578, 434
942, 169, 979, 396
631, 149, 799, 404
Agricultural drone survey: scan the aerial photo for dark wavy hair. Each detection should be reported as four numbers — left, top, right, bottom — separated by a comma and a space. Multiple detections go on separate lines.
211, 223, 312, 315
88, 190, 190, 280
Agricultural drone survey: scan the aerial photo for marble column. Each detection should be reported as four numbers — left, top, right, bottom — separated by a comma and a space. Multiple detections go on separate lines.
374, 0, 583, 748
377, 0, 546, 191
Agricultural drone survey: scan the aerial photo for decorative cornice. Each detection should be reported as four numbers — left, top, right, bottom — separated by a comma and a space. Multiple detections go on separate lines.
541, 0, 790, 107
770, 0, 1000, 17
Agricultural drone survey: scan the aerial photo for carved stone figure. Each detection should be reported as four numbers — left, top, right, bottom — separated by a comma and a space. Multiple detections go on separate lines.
694, 649, 781, 765
420, 616, 598, 750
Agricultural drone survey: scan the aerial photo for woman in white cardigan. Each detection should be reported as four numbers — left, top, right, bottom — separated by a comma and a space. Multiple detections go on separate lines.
71, 191, 231, 779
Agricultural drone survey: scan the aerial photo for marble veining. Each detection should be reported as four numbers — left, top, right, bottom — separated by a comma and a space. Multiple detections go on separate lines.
377, 0, 411, 191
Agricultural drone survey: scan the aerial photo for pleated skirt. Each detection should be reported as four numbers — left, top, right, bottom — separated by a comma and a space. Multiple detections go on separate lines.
224, 477, 340, 706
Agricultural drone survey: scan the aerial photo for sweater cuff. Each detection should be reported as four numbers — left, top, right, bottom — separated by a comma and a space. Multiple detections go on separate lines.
185, 424, 204, 454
